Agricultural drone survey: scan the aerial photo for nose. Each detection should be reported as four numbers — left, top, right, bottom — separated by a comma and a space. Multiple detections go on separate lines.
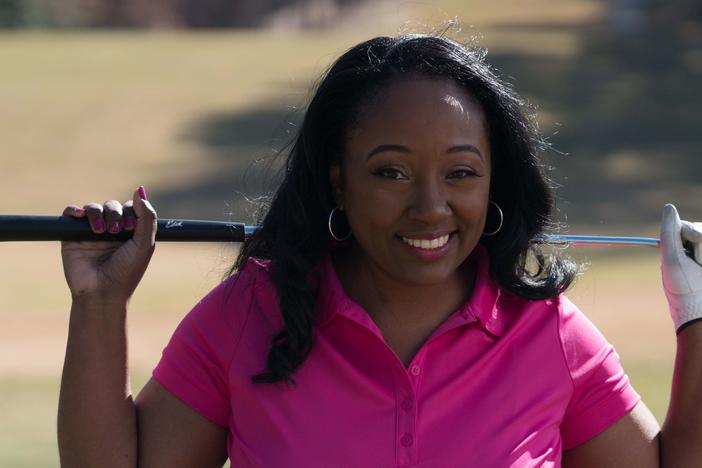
407, 176, 451, 225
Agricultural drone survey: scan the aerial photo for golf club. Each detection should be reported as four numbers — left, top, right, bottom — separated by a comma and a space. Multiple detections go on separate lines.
0, 215, 661, 247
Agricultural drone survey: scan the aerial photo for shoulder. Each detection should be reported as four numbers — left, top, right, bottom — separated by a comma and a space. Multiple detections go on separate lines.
175, 257, 278, 345
553, 294, 611, 361
497, 290, 591, 330
219, 256, 274, 299
495, 291, 607, 361
505, 293, 609, 365
492, 287, 562, 334
215, 257, 275, 309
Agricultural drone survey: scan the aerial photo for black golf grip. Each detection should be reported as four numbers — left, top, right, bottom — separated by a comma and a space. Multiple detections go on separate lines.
0, 215, 247, 242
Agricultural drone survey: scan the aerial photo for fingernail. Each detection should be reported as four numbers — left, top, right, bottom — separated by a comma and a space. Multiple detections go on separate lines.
94, 219, 106, 232
137, 186, 148, 201
74, 207, 85, 215
124, 217, 135, 230
108, 221, 121, 234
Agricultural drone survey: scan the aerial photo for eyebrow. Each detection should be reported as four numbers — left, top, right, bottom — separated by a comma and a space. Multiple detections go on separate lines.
367, 144, 483, 160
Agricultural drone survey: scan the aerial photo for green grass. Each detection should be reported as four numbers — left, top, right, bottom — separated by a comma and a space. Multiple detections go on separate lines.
0, 378, 60, 468
0, 375, 154, 468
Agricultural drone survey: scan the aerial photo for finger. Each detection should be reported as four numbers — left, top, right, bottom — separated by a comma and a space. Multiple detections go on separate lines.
131, 186, 157, 247
682, 221, 702, 265
660, 204, 684, 266
122, 200, 135, 231
83, 203, 106, 233
62, 205, 86, 218
681, 221, 702, 243
103, 200, 124, 234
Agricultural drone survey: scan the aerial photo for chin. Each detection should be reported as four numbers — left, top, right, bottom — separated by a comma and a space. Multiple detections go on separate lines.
392, 263, 462, 287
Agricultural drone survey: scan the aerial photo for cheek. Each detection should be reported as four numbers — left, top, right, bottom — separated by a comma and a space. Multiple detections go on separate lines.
456, 181, 490, 211
345, 185, 404, 232
460, 201, 489, 233
473, 177, 492, 216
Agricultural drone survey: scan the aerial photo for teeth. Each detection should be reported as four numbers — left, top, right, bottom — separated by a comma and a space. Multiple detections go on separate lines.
401, 234, 450, 249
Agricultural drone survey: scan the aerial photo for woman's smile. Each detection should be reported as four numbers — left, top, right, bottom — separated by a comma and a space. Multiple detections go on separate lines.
398, 231, 456, 261
399, 232, 452, 249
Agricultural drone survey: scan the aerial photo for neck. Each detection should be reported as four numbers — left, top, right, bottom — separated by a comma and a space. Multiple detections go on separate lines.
332, 245, 477, 329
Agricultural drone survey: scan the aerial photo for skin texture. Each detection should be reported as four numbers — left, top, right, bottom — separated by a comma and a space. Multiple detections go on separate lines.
57, 79, 702, 467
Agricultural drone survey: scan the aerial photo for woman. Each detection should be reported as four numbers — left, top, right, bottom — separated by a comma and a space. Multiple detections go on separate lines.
57, 35, 702, 467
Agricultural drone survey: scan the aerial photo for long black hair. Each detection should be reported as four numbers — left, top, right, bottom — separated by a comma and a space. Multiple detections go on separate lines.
231, 34, 577, 385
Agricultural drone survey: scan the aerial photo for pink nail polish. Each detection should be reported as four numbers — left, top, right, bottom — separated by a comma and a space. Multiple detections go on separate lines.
74, 207, 85, 215
95, 219, 106, 232
137, 186, 148, 201
124, 217, 135, 230
108, 221, 121, 234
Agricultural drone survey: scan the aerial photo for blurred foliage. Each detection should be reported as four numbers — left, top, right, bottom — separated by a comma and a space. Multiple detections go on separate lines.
0, 0, 362, 29
0, 0, 19, 27
2, 0, 699, 30
0, 0, 102, 28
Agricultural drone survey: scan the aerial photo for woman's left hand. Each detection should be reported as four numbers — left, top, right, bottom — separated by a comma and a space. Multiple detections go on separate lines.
660, 204, 702, 332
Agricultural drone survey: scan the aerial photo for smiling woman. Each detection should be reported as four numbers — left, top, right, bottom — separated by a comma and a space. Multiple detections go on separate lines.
237, 35, 579, 386
56, 34, 702, 468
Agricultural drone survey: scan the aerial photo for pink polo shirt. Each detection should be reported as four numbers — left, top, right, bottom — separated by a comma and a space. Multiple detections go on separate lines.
153, 246, 640, 467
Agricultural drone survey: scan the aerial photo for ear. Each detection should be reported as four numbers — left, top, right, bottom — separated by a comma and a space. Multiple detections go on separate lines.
329, 162, 345, 208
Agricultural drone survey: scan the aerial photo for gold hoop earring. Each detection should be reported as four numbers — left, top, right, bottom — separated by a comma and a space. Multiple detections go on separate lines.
328, 207, 352, 241
482, 201, 504, 236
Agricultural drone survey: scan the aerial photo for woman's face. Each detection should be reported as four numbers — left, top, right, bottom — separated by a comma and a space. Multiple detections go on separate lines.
330, 78, 492, 287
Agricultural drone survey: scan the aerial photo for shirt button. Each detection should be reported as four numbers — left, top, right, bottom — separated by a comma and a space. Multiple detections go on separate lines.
401, 398, 413, 411
400, 433, 414, 447
410, 365, 421, 376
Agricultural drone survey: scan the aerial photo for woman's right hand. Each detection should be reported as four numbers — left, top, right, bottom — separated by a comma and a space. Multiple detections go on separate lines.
61, 186, 157, 303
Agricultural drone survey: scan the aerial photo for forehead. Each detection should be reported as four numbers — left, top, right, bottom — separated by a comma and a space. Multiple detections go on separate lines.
350, 78, 488, 140
372, 78, 477, 108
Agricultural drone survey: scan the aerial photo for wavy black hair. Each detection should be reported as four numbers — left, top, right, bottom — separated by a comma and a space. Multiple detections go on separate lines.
231, 34, 577, 385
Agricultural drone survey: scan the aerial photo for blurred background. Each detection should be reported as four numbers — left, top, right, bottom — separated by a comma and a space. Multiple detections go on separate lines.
0, 0, 700, 465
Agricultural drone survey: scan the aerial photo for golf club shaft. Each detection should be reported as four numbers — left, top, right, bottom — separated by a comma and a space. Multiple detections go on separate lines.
534, 234, 660, 247
0, 215, 660, 247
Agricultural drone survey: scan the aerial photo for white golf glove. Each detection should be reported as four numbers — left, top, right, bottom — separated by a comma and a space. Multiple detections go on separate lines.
660, 204, 702, 332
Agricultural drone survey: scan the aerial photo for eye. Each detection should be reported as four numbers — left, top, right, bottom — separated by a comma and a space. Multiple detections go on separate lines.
373, 167, 408, 180
447, 168, 479, 179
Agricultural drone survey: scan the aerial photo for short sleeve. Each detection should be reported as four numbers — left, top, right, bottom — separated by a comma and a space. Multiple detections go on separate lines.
558, 296, 641, 450
152, 272, 254, 428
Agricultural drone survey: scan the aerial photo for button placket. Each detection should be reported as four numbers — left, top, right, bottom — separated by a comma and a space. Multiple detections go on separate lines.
395, 354, 425, 466
395, 388, 418, 466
